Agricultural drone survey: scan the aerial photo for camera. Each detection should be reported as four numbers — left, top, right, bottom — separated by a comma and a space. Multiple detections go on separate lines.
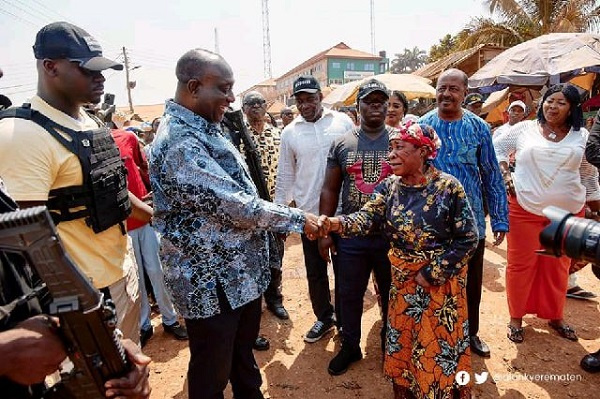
539, 206, 600, 264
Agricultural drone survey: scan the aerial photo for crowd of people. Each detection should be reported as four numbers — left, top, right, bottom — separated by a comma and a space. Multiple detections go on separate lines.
1, 20, 600, 399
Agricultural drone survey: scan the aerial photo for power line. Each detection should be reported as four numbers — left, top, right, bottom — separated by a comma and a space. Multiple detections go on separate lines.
3, 0, 52, 25
0, 5, 37, 27
0, 82, 36, 89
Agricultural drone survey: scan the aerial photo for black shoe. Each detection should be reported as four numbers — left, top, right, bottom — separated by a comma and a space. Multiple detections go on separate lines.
163, 322, 188, 340
267, 303, 289, 320
253, 336, 270, 351
304, 319, 335, 343
140, 327, 154, 348
581, 349, 600, 373
470, 336, 491, 358
328, 345, 363, 375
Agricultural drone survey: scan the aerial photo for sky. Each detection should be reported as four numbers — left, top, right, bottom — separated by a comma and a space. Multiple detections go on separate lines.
0, 0, 491, 108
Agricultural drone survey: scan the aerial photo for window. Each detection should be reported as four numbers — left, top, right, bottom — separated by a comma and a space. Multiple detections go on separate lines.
332, 62, 340, 69
364, 63, 374, 71
346, 62, 355, 70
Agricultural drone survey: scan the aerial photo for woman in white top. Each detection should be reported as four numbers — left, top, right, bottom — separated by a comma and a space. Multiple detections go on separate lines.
494, 84, 600, 344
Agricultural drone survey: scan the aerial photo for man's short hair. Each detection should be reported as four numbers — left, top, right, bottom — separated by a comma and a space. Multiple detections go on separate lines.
175, 49, 219, 84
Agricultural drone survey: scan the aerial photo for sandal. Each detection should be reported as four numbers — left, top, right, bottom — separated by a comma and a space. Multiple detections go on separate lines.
566, 286, 597, 300
548, 322, 578, 341
507, 324, 524, 343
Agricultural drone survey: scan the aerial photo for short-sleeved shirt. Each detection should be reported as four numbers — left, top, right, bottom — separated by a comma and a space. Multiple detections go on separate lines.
327, 127, 393, 215
0, 96, 126, 288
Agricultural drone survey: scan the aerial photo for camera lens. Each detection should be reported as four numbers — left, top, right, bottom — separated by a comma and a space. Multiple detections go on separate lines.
540, 206, 600, 263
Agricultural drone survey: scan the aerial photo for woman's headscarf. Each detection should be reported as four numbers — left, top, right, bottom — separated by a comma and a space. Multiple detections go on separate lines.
389, 121, 441, 160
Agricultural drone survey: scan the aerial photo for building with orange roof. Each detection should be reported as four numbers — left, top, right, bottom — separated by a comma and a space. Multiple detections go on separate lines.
273, 42, 388, 105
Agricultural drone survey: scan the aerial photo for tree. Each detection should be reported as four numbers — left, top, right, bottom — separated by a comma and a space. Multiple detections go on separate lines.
391, 47, 428, 73
456, 0, 600, 49
428, 34, 458, 62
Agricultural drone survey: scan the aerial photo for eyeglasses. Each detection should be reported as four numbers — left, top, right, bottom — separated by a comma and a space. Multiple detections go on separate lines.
281, 112, 293, 116
243, 100, 266, 107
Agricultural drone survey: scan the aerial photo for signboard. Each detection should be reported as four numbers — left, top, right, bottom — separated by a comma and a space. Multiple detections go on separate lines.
343, 71, 374, 82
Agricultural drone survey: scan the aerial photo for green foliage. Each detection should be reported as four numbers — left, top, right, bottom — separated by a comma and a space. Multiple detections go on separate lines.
390, 47, 429, 73
455, 0, 600, 49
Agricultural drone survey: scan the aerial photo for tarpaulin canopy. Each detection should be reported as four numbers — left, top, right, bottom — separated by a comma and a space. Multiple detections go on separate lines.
469, 33, 600, 88
322, 73, 435, 107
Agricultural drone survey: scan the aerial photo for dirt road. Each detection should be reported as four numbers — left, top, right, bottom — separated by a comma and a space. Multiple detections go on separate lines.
145, 233, 600, 399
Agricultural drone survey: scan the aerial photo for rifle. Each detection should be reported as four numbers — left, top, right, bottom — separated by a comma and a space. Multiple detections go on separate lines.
222, 109, 271, 201
0, 207, 130, 398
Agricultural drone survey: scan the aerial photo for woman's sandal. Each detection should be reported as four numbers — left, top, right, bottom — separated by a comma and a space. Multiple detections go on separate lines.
507, 324, 524, 343
548, 322, 578, 341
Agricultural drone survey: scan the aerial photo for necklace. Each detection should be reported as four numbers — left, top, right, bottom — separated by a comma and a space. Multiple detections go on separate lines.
547, 131, 557, 140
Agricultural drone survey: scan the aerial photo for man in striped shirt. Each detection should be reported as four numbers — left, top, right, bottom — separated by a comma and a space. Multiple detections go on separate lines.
420, 68, 509, 358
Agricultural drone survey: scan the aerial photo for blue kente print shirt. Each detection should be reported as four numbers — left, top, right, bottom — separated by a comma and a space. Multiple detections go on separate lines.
419, 110, 509, 238
149, 100, 305, 319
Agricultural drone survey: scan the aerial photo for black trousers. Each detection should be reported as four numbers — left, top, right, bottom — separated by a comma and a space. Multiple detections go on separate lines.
467, 239, 486, 337
334, 235, 391, 350
185, 296, 264, 399
300, 234, 339, 323
264, 267, 283, 306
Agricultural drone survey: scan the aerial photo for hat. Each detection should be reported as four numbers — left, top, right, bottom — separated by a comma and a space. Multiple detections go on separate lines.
357, 79, 389, 101
292, 75, 320, 95
464, 93, 484, 106
33, 22, 123, 71
508, 100, 527, 112
242, 91, 266, 105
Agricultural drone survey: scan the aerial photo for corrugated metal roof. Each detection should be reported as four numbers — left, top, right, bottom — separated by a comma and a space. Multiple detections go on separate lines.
414, 44, 506, 80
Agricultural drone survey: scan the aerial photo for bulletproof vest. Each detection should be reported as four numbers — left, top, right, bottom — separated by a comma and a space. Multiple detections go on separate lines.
0, 104, 131, 234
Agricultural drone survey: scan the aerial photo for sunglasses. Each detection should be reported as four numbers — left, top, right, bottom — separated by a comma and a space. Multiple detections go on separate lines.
244, 100, 266, 107
281, 112, 293, 116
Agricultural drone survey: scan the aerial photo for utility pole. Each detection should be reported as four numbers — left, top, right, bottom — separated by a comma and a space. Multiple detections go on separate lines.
214, 27, 220, 54
261, 0, 272, 78
370, 0, 375, 55
122, 47, 134, 114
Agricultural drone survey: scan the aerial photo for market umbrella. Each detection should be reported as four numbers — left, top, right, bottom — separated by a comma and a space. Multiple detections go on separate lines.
322, 73, 435, 107
469, 33, 600, 88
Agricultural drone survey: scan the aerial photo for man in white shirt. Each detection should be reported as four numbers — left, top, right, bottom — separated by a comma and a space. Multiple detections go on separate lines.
275, 75, 354, 343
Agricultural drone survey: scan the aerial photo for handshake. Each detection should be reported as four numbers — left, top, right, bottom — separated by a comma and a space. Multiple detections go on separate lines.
303, 214, 342, 240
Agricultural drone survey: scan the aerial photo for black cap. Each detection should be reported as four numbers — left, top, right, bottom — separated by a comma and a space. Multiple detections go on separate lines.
293, 75, 320, 95
33, 22, 123, 71
464, 93, 484, 106
357, 79, 389, 101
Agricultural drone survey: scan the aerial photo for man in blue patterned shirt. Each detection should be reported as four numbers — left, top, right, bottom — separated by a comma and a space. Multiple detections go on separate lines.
149, 49, 320, 399
420, 68, 509, 359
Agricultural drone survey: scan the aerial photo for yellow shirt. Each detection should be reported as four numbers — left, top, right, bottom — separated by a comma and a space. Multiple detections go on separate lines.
0, 95, 126, 288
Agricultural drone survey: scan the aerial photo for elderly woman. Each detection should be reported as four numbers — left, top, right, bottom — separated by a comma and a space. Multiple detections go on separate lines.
495, 84, 600, 343
385, 90, 409, 128
319, 122, 478, 399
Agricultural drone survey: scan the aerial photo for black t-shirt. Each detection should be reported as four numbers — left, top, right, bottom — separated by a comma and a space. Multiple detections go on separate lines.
327, 126, 393, 215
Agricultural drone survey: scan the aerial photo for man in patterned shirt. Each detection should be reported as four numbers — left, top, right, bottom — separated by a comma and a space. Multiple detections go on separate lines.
419, 68, 509, 358
149, 49, 320, 399
242, 91, 289, 321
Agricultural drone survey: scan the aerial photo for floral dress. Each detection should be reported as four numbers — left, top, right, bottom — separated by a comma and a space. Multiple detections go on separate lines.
340, 166, 478, 399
